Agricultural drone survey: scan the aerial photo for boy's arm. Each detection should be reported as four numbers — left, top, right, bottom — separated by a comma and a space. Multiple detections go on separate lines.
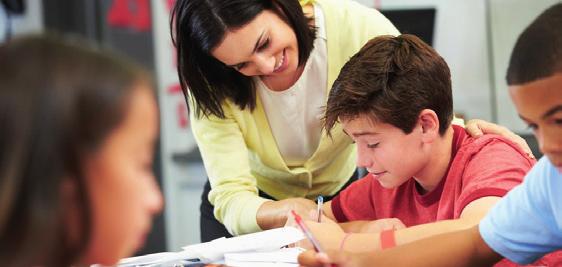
339, 221, 369, 232
339, 218, 406, 233
371, 226, 503, 266
298, 226, 503, 267
322, 200, 399, 233
394, 196, 500, 245
325, 196, 500, 252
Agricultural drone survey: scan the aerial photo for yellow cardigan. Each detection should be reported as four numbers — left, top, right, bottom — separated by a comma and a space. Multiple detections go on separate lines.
190, 0, 399, 235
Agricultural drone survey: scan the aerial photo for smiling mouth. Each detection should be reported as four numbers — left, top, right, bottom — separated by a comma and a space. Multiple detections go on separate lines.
273, 49, 286, 72
371, 171, 387, 176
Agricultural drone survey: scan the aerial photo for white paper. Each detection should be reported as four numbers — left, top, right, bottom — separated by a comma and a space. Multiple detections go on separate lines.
224, 247, 304, 266
115, 250, 198, 266
225, 261, 298, 267
182, 227, 305, 262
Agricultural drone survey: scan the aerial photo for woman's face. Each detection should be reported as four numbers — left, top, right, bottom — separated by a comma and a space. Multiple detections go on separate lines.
79, 85, 163, 265
211, 9, 301, 91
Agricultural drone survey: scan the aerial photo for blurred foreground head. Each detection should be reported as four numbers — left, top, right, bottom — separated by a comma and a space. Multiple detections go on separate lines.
0, 35, 163, 266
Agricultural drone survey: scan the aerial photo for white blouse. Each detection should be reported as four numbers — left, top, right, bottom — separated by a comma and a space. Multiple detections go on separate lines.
257, 4, 328, 167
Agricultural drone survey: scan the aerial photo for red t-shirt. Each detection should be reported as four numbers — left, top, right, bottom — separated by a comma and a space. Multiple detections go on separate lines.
331, 125, 534, 226
331, 125, 562, 266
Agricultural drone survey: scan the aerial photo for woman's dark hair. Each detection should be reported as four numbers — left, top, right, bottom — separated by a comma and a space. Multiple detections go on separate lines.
171, 0, 316, 118
0, 35, 150, 267
506, 3, 562, 86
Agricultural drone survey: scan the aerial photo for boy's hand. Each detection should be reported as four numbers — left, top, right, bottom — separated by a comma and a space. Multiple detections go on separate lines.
298, 249, 368, 267
465, 119, 534, 159
287, 211, 346, 250
360, 218, 406, 233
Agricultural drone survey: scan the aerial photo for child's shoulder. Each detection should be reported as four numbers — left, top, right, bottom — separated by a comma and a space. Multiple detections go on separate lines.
457, 131, 535, 166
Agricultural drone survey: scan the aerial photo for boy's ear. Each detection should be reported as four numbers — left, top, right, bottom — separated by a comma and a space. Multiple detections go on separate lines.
418, 109, 440, 142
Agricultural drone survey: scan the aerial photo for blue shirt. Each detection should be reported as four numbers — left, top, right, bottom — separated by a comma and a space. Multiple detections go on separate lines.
480, 157, 562, 264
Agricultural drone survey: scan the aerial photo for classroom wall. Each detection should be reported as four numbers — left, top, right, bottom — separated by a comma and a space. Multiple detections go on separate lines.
358, 0, 493, 123
488, 0, 560, 133
0, 0, 43, 42
151, 0, 203, 250
357, 0, 557, 134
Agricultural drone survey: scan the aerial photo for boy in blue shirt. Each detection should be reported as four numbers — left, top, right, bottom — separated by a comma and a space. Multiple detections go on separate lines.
298, 3, 562, 267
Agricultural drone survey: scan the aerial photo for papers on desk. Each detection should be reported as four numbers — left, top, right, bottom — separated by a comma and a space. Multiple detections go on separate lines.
224, 247, 304, 267
115, 226, 305, 267
115, 250, 203, 267
182, 226, 305, 263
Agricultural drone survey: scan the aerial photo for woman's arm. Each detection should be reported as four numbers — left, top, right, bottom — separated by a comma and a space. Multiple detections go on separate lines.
191, 105, 269, 235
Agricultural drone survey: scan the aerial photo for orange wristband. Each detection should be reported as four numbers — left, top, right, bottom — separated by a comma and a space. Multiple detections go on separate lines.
380, 229, 396, 250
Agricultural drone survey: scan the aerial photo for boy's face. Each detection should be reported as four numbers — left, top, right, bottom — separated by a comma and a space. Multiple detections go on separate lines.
509, 73, 562, 172
342, 115, 429, 188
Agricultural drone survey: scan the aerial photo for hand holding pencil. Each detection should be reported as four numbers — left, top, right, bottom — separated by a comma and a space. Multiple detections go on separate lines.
287, 210, 345, 252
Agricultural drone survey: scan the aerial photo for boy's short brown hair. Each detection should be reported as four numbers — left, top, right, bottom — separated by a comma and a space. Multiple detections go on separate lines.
324, 34, 453, 136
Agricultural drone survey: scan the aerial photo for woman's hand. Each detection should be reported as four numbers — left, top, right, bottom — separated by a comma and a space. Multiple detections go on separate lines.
465, 119, 534, 159
257, 198, 317, 230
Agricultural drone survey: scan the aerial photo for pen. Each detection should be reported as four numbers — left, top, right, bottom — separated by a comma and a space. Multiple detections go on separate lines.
316, 195, 324, 223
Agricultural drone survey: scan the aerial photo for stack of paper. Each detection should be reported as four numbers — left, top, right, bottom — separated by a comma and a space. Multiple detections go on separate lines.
224, 247, 304, 267
182, 226, 305, 263
113, 226, 305, 266
114, 250, 203, 266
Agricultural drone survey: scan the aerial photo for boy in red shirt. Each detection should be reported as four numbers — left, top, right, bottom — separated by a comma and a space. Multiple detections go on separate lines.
298, 4, 562, 267
293, 34, 547, 265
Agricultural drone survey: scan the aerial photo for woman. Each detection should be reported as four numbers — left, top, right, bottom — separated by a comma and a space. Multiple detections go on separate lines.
171, 0, 532, 241
0, 35, 163, 266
